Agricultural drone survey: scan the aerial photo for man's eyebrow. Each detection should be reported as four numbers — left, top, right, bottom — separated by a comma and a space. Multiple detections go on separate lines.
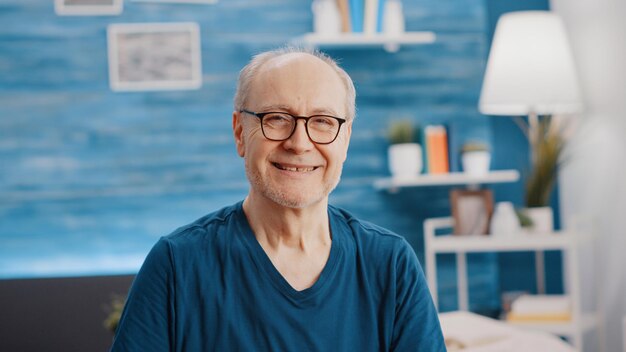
309, 108, 342, 117
257, 105, 341, 117
257, 104, 292, 112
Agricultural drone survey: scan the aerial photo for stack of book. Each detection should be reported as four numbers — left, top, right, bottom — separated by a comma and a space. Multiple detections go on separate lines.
506, 294, 572, 323
440, 311, 576, 352
336, 0, 388, 34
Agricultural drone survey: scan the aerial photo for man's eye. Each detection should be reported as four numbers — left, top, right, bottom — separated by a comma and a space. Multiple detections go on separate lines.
264, 114, 292, 126
310, 116, 336, 127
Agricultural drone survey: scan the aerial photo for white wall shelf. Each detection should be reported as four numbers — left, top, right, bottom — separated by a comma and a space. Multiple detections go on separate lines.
423, 217, 598, 351
373, 169, 520, 192
292, 31, 436, 53
428, 231, 573, 252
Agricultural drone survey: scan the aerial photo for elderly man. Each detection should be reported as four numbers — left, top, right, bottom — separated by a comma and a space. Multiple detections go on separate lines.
111, 47, 445, 351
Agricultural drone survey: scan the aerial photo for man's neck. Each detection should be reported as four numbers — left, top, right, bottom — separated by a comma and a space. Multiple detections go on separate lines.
242, 192, 333, 291
242, 193, 331, 251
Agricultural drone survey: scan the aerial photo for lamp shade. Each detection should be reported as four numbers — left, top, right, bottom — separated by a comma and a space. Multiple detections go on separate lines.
479, 11, 582, 116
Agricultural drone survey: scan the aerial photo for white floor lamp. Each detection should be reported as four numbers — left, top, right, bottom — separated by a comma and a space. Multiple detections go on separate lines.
478, 11, 582, 294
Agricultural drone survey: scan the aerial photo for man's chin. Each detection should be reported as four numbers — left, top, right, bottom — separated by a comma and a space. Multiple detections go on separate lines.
264, 178, 341, 209
245, 168, 340, 210
264, 190, 325, 209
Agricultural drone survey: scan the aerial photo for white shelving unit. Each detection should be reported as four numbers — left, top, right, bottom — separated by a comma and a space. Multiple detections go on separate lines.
373, 169, 520, 192
423, 217, 597, 351
292, 31, 436, 53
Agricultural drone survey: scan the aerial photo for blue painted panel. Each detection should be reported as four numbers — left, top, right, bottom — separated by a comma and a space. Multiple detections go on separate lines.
1, 0, 502, 312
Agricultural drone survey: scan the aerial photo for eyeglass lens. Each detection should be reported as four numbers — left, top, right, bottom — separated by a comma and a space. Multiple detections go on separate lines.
261, 113, 340, 144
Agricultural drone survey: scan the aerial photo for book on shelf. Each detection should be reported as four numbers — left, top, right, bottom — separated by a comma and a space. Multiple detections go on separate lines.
376, 0, 385, 32
336, 0, 351, 32
423, 125, 450, 174
348, 0, 364, 32
363, 0, 380, 34
506, 294, 572, 323
507, 312, 572, 322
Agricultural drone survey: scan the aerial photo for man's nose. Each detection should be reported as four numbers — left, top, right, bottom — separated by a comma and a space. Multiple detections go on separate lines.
283, 120, 314, 152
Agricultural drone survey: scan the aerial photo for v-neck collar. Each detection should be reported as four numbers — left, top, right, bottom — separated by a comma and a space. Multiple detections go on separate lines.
234, 201, 343, 306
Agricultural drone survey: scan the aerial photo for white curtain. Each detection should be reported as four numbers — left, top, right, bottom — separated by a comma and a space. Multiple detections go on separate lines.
551, 0, 626, 351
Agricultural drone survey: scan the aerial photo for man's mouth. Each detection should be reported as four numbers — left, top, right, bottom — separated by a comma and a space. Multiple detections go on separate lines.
272, 162, 319, 172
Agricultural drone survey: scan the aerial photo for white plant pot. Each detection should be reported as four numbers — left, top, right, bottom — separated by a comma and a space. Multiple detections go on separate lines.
388, 143, 422, 178
523, 206, 554, 234
461, 151, 491, 176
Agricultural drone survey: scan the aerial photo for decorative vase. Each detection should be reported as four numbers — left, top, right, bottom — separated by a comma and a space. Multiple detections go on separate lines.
312, 0, 341, 35
388, 143, 422, 178
490, 202, 521, 236
382, 0, 405, 36
461, 151, 491, 176
522, 206, 554, 234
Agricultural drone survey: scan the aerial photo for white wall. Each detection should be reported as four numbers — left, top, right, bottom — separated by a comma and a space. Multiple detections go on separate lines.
551, 0, 626, 351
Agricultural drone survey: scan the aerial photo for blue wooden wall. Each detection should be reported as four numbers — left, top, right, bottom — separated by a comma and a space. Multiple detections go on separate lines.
0, 0, 511, 312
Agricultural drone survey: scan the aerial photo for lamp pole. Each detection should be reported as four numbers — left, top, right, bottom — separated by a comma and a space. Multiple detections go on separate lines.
528, 111, 539, 164
527, 110, 546, 294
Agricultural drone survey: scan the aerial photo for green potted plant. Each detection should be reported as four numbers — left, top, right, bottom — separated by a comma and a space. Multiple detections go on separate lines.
104, 295, 126, 335
522, 116, 567, 233
387, 120, 422, 178
460, 141, 491, 175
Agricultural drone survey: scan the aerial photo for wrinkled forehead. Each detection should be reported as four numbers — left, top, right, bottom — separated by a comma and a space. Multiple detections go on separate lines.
259, 52, 330, 75
248, 54, 347, 115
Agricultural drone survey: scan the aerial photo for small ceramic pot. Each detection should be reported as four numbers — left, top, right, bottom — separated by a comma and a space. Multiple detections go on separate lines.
522, 206, 554, 234
388, 143, 422, 178
461, 151, 491, 176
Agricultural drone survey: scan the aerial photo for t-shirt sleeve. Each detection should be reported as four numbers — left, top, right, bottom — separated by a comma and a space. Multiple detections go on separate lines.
390, 240, 446, 352
110, 238, 175, 352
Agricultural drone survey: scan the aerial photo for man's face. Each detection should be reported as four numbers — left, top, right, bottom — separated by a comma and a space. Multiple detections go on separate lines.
233, 53, 352, 209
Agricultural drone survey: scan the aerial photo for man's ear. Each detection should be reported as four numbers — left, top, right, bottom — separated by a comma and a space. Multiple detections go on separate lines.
345, 119, 353, 139
233, 111, 245, 157
341, 119, 353, 162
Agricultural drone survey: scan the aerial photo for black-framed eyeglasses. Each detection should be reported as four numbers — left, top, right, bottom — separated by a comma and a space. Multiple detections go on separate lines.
240, 109, 347, 145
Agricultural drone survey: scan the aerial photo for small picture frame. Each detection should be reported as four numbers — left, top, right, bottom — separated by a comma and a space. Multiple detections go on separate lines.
54, 0, 123, 16
450, 189, 494, 235
107, 22, 202, 92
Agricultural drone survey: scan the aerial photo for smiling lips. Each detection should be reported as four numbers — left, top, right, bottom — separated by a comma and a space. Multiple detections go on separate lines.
272, 162, 319, 172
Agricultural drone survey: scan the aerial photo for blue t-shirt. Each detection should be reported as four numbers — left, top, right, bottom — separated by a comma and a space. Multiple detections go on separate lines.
111, 202, 445, 351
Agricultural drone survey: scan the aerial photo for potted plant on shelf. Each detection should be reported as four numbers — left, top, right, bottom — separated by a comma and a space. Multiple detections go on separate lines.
387, 120, 422, 178
460, 141, 491, 176
522, 115, 567, 233
104, 294, 126, 335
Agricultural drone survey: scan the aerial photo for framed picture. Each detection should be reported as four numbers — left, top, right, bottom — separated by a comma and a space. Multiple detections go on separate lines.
54, 0, 123, 16
107, 22, 202, 92
450, 189, 494, 235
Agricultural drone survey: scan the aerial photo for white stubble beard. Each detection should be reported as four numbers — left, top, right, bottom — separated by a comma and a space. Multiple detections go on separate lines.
244, 160, 342, 209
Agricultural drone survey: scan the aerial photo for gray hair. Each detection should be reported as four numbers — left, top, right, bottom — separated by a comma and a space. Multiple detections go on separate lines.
233, 46, 357, 120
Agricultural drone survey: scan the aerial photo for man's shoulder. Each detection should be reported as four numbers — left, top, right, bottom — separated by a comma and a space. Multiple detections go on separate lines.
163, 201, 243, 244
329, 205, 409, 250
